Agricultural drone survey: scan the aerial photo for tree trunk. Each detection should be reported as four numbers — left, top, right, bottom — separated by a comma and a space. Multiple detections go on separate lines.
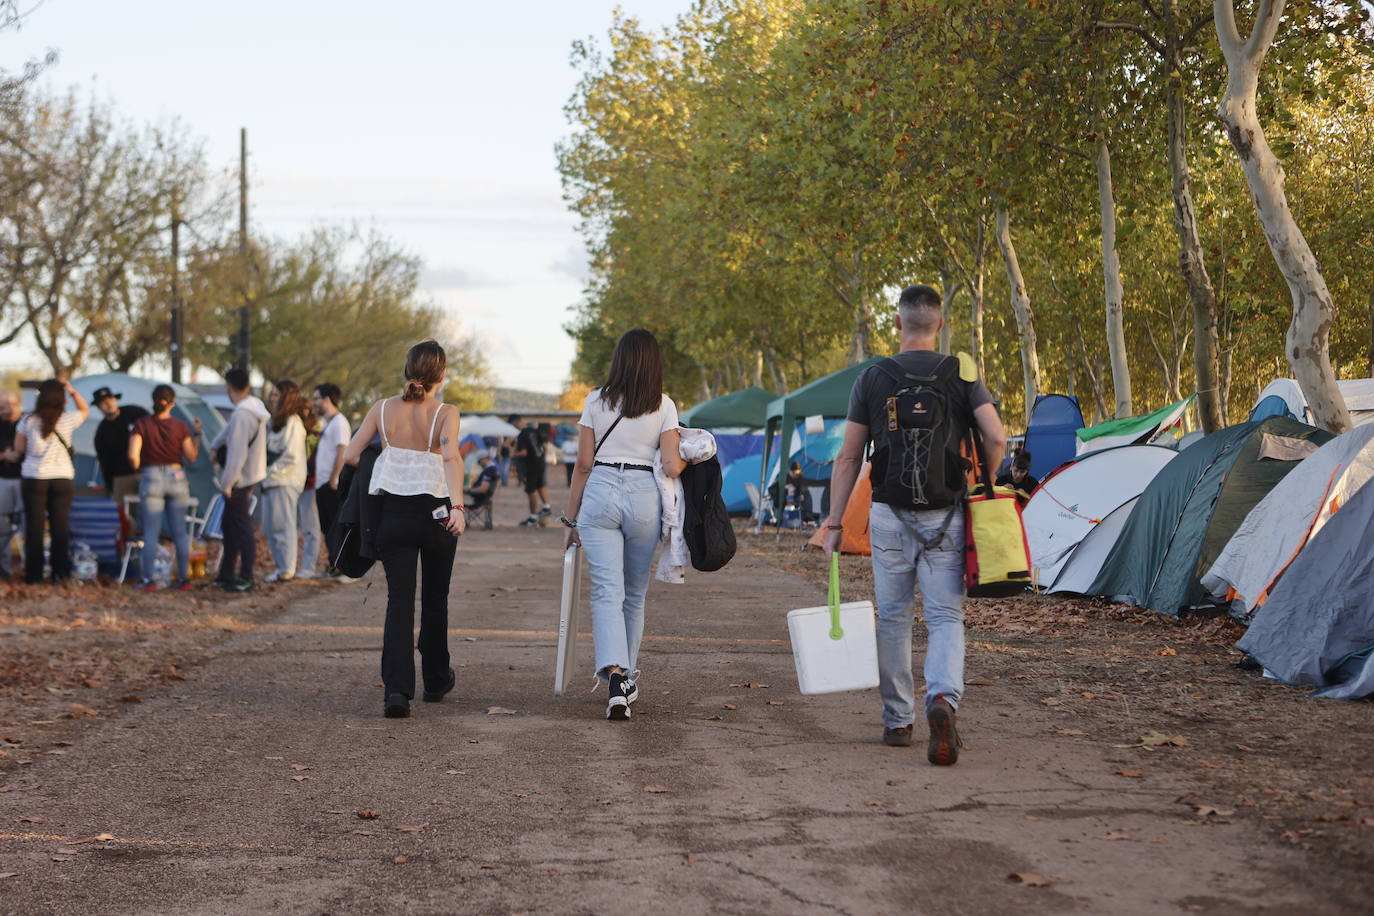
848, 278, 870, 365
698, 365, 712, 403
938, 266, 960, 354
970, 221, 986, 379
753, 350, 764, 389
994, 207, 1041, 425
1215, 0, 1352, 432
1164, 31, 1225, 433
1367, 288, 1373, 378
1097, 139, 1132, 418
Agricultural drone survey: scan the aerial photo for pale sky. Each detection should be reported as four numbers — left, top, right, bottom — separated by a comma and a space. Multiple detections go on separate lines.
1, 0, 689, 393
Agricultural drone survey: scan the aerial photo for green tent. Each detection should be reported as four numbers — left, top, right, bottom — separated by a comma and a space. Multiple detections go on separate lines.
680, 386, 776, 429
759, 357, 885, 512
1087, 416, 1332, 615
1076, 395, 1194, 453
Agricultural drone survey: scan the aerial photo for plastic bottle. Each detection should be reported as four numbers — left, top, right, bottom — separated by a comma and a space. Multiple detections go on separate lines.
152, 543, 173, 586
72, 542, 98, 581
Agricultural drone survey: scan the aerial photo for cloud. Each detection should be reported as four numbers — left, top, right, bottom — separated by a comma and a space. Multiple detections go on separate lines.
421, 265, 503, 290
550, 244, 590, 284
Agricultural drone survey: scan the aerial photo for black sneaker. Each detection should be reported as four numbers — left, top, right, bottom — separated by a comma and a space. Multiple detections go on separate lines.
883, 726, 913, 747
230, 576, 255, 593
623, 675, 639, 705
422, 668, 456, 703
519, 515, 538, 527
384, 693, 410, 718
927, 696, 961, 766
606, 672, 632, 720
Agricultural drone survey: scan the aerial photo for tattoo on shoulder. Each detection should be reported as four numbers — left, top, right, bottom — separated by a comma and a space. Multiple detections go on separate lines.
440, 436, 449, 445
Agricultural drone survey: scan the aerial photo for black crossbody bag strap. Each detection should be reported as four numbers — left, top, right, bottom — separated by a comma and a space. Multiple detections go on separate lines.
594, 415, 624, 458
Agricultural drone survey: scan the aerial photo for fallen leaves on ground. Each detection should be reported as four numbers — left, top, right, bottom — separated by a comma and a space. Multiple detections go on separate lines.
1115, 732, 1189, 750
1008, 872, 1051, 887
393, 855, 407, 865
1099, 832, 1133, 841
1193, 804, 1235, 818
396, 824, 427, 833
485, 707, 517, 715
644, 785, 669, 794
722, 704, 737, 710
1115, 769, 1145, 778
357, 811, 379, 820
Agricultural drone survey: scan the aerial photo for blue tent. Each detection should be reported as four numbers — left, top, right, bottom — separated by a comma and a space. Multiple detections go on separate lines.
720, 452, 764, 514
1248, 394, 1296, 422
1024, 394, 1084, 480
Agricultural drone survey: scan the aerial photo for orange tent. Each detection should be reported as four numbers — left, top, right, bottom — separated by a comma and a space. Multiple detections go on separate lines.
808, 463, 873, 555
807, 441, 986, 556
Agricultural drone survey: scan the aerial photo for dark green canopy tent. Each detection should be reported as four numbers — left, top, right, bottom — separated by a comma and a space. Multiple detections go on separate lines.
759, 357, 885, 513
1087, 416, 1333, 615
679, 386, 776, 429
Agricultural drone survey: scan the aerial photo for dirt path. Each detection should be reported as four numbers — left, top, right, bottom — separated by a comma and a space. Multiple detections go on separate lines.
1, 481, 1368, 914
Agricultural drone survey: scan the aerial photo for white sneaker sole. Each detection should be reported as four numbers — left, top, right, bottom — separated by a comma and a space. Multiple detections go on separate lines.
606, 697, 631, 720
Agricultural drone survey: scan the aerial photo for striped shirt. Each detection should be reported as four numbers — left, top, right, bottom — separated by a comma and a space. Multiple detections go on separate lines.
20, 411, 83, 480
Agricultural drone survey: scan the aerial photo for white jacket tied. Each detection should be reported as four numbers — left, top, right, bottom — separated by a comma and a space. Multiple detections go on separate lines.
654, 428, 717, 584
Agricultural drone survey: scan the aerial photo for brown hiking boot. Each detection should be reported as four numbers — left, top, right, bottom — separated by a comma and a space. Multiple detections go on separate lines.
926, 696, 960, 766
882, 726, 913, 747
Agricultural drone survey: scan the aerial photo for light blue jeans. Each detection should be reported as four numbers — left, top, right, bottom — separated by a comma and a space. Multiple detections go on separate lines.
259, 483, 302, 577
869, 501, 967, 728
139, 465, 191, 582
578, 466, 661, 678
297, 485, 321, 576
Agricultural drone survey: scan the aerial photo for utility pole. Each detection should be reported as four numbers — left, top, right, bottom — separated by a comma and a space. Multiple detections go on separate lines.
170, 199, 183, 383
236, 126, 251, 373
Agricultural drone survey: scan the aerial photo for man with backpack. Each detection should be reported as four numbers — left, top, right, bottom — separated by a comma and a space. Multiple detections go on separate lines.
822, 284, 1006, 766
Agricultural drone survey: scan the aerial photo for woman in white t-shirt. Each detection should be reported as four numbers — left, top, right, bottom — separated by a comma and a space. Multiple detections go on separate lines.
563, 329, 686, 720
10, 379, 89, 583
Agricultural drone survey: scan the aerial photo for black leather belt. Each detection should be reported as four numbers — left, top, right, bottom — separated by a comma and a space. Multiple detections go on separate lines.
594, 461, 654, 472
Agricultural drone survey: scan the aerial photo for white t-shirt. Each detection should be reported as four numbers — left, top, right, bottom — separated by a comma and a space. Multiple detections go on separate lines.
314, 412, 352, 485
20, 411, 83, 480
578, 389, 679, 465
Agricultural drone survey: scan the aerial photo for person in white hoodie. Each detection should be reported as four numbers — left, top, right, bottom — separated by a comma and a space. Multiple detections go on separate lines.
259, 379, 309, 583
211, 368, 269, 592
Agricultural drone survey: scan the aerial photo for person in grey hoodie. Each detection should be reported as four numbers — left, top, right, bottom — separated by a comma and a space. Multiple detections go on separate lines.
211, 367, 270, 592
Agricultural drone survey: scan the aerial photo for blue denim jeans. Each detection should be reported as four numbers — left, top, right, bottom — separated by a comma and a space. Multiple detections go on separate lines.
259, 483, 302, 577
869, 501, 967, 728
578, 466, 661, 678
297, 486, 321, 576
140, 465, 191, 582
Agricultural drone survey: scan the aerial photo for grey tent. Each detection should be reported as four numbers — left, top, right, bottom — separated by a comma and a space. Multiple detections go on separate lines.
1237, 479, 1374, 699
1087, 417, 1333, 615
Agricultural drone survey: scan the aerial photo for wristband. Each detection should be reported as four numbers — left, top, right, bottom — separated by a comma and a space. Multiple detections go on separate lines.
826, 524, 843, 530
560, 515, 577, 528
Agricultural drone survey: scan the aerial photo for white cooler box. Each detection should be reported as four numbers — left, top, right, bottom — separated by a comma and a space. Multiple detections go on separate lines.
788, 554, 879, 695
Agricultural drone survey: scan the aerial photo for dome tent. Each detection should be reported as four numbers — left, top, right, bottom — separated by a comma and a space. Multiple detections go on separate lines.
1087, 417, 1333, 615
1202, 424, 1374, 616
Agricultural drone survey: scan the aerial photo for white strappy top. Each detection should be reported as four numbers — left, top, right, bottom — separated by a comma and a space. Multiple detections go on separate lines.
368, 398, 450, 498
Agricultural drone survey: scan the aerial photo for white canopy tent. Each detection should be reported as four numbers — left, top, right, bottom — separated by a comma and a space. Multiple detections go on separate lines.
461, 415, 520, 438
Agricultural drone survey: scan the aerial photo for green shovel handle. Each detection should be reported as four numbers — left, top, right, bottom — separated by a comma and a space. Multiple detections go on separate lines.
828, 551, 844, 640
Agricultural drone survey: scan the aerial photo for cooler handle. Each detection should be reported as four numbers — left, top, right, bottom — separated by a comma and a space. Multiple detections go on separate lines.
828, 552, 845, 640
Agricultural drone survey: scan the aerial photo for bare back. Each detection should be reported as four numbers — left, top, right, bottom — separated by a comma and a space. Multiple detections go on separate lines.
378, 396, 446, 454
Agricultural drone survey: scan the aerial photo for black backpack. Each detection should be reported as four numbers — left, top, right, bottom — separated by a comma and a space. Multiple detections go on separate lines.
868, 356, 967, 511
680, 455, 736, 572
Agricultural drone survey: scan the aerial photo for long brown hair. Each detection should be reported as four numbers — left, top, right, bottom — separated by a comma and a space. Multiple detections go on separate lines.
270, 379, 308, 432
598, 328, 663, 418
33, 379, 65, 438
402, 339, 446, 401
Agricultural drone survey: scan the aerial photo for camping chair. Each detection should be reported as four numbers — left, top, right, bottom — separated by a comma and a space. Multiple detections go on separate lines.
70, 497, 121, 579
118, 495, 199, 584
744, 481, 776, 533
465, 484, 496, 531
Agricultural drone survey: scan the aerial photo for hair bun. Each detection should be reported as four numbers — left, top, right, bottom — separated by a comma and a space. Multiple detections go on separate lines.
402, 380, 426, 401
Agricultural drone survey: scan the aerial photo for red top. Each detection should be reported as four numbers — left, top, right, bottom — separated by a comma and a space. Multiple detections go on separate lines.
133, 415, 191, 467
